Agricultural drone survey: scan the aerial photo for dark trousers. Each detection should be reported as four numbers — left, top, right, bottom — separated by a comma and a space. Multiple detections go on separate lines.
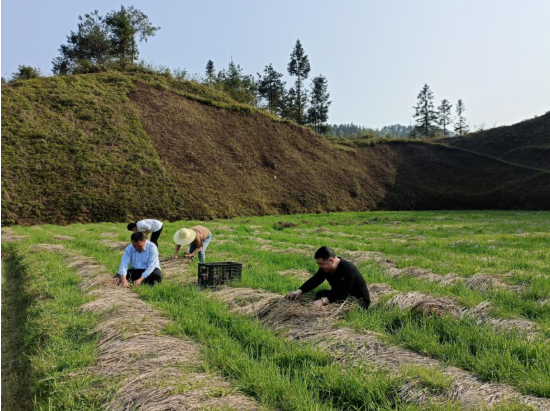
315, 290, 370, 309
150, 225, 163, 248
117, 268, 162, 285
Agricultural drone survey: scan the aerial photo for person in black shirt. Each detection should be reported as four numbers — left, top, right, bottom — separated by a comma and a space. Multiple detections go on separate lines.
285, 246, 370, 309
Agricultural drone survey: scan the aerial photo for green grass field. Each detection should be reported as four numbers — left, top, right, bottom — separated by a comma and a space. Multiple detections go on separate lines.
2, 210, 549, 410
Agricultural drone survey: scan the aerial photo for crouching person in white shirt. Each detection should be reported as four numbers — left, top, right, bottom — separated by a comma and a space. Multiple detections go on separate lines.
116, 232, 162, 286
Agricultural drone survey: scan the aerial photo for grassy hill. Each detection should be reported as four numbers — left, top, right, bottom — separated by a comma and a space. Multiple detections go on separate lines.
2, 72, 549, 225
442, 113, 550, 171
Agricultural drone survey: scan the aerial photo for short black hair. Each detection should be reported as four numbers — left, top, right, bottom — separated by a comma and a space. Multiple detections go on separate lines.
314, 246, 335, 260
127, 222, 137, 231
131, 232, 146, 242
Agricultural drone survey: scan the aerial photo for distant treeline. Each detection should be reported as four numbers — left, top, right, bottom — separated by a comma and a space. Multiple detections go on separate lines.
329, 123, 414, 139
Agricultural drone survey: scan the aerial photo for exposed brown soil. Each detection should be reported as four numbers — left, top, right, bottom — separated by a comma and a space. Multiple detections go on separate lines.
43, 244, 262, 410
211, 287, 550, 410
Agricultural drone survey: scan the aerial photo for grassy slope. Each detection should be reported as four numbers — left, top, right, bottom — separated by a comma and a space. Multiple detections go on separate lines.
2, 73, 549, 226
443, 112, 550, 171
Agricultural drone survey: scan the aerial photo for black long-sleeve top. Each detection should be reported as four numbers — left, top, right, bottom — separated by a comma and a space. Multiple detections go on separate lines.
299, 258, 370, 308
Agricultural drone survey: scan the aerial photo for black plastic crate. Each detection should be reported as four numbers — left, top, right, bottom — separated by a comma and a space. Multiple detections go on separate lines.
198, 262, 242, 286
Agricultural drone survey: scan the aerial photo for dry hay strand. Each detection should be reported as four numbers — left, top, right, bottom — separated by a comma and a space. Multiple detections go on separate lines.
386, 292, 541, 337
277, 269, 312, 282
53, 235, 76, 240
212, 287, 281, 316
101, 240, 128, 251
345, 250, 384, 264
99, 232, 118, 238
368, 283, 397, 304
389, 266, 462, 287
386, 292, 468, 317
465, 273, 508, 292
470, 302, 540, 335
1, 229, 28, 242
35, 243, 65, 252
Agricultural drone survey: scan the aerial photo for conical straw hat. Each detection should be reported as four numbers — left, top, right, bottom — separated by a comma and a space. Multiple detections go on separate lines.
173, 228, 196, 246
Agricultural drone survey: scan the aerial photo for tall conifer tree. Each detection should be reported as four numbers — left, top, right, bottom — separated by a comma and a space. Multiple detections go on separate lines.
307, 75, 331, 133
287, 39, 311, 124
437, 99, 453, 137
412, 84, 438, 137
454, 99, 469, 136
258, 64, 286, 114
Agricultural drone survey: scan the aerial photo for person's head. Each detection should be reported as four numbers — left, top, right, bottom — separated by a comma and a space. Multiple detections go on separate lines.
314, 246, 338, 272
127, 222, 138, 232
131, 231, 146, 251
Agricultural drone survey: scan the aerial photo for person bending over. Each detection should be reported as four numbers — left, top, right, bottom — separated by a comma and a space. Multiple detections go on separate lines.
127, 219, 164, 248
285, 246, 370, 309
172, 225, 212, 263
117, 232, 162, 286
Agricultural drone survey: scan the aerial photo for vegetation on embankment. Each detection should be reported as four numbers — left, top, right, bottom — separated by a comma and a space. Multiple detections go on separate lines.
0, 243, 113, 410
443, 113, 550, 171
2, 72, 549, 226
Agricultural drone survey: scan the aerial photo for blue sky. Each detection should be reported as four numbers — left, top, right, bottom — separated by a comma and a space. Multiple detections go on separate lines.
2, 0, 549, 129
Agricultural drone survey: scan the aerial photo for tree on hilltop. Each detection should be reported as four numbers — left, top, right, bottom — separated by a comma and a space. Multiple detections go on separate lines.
288, 39, 311, 124
258, 64, 286, 115
105, 6, 160, 69
412, 84, 438, 137
52, 6, 159, 74
454, 99, 469, 136
217, 58, 258, 106
11, 65, 41, 80
307, 75, 331, 133
52, 10, 111, 75
437, 99, 453, 137
205, 60, 216, 84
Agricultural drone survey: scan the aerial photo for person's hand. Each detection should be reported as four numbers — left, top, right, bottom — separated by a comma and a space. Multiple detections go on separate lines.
183, 253, 193, 259
285, 289, 302, 300
312, 299, 324, 307
119, 276, 129, 287
134, 277, 144, 286
172, 255, 179, 260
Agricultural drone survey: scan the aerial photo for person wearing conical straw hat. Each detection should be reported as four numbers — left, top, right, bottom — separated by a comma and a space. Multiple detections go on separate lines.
172, 225, 212, 262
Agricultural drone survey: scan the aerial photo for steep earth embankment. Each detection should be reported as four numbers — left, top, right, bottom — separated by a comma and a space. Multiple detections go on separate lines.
2, 72, 549, 225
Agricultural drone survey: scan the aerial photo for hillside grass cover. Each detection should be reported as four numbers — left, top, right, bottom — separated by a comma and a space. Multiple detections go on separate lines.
2, 210, 548, 410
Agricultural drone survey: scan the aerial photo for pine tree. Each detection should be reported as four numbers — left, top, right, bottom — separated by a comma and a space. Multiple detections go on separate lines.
279, 87, 297, 120
52, 10, 111, 75
217, 58, 258, 106
454, 99, 469, 136
257, 64, 285, 115
437, 99, 453, 137
287, 39, 311, 124
205, 60, 216, 84
307, 75, 331, 133
412, 84, 438, 137
105, 6, 159, 69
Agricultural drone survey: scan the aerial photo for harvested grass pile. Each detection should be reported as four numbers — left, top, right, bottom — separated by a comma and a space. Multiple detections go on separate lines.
44, 246, 262, 410
53, 235, 75, 240
386, 292, 541, 337
100, 240, 128, 251
212, 286, 550, 411
1, 229, 28, 242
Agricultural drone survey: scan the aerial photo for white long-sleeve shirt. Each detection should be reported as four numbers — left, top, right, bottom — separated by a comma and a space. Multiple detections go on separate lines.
136, 219, 163, 233
118, 241, 160, 278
